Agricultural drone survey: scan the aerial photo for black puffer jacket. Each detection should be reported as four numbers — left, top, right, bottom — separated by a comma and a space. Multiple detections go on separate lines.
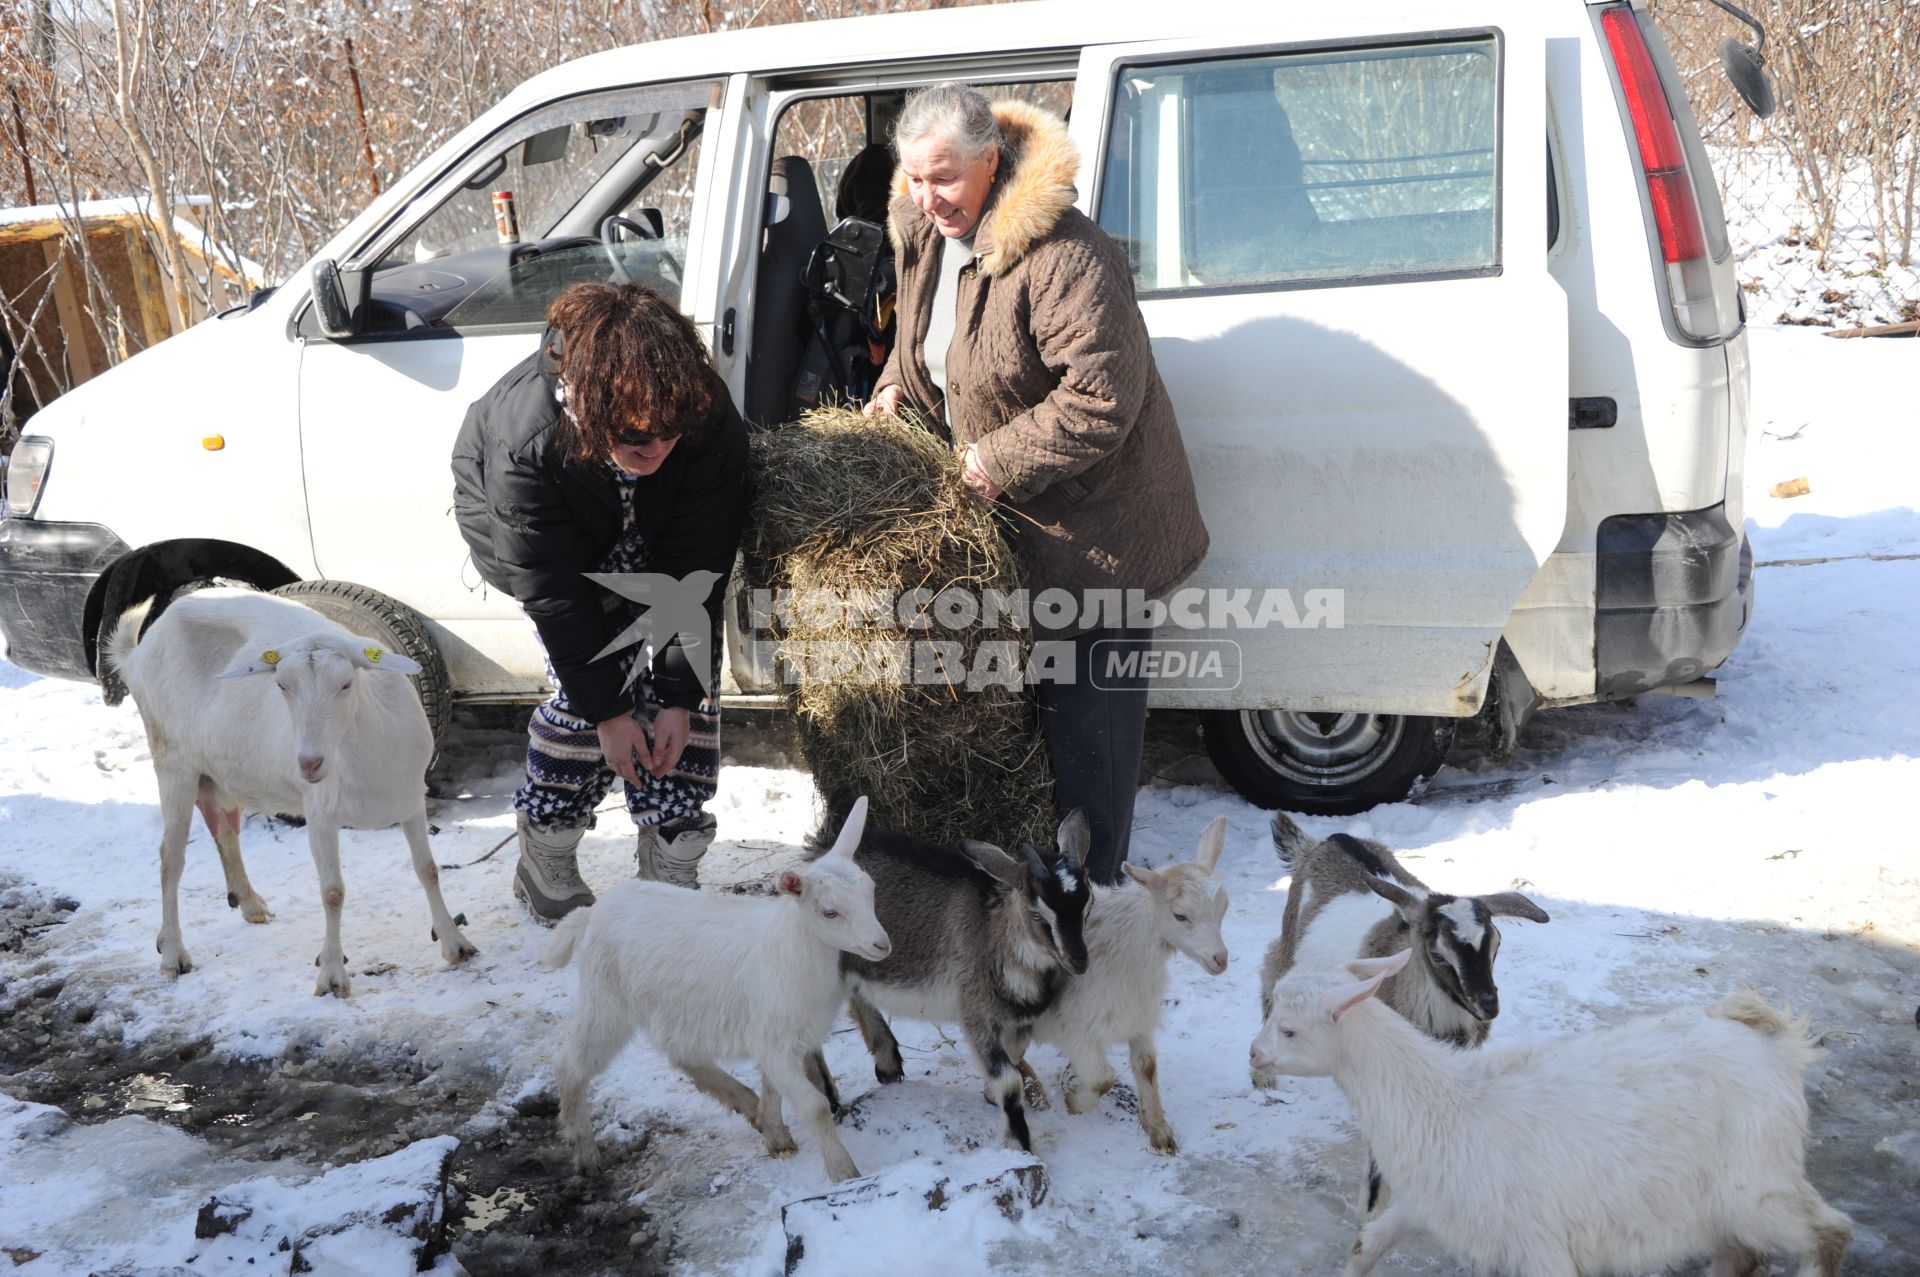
451, 348, 749, 723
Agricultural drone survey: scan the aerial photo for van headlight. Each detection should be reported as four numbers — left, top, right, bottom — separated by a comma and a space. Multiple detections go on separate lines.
1, 436, 52, 519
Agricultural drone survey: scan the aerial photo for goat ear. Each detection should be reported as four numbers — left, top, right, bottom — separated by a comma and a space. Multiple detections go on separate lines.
1344, 949, 1414, 982
957, 839, 1021, 886
777, 869, 807, 897
1121, 861, 1165, 891
341, 636, 423, 675
1365, 874, 1421, 912
826, 796, 868, 860
1480, 892, 1550, 924
1195, 815, 1228, 872
1322, 967, 1395, 1022
217, 649, 285, 678
1056, 808, 1090, 869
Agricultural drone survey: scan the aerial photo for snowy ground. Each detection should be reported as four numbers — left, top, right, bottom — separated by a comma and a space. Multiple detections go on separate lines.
2, 326, 1916, 1275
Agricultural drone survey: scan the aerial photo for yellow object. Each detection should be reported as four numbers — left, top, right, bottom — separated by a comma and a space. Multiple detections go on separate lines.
364, 646, 383, 664
261, 649, 280, 665
202, 435, 225, 451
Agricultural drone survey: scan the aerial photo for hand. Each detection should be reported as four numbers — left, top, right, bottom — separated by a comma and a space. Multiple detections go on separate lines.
597, 714, 653, 787
960, 444, 1002, 500
646, 706, 692, 778
865, 384, 906, 418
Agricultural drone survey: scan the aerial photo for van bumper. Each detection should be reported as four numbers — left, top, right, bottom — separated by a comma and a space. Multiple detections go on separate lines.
0, 519, 128, 680
1594, 502, 1752, 698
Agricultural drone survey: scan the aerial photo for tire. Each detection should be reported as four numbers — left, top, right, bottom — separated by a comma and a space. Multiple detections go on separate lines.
1200, 708, 1456, 816
269, 580, 453, 757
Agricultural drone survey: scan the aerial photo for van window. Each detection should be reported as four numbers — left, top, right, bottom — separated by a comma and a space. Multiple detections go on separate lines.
338, 82, 716, 335
1097, 39, 1500, 294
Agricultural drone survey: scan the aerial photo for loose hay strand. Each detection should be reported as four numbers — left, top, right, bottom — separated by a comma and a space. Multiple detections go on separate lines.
744, 407, 1056, 851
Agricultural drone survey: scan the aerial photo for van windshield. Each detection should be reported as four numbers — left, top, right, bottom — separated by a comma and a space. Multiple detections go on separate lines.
380, 116, 654, 268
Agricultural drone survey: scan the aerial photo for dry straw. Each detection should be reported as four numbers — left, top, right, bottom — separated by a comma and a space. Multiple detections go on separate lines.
743, 406, 1056, 852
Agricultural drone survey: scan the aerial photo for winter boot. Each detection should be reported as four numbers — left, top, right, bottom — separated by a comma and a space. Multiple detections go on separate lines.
636, 813, 717, 890
512, 815, 595, 922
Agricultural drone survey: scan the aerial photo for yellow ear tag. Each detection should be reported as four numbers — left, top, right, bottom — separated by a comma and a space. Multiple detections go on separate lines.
364, 646, 383, 664
261, 649, 280, 666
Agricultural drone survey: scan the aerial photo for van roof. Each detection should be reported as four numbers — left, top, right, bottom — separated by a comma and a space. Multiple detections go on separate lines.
498, 0, 1575, 112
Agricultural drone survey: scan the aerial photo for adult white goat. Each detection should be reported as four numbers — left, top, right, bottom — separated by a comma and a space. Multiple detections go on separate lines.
1252, 950, 1853, 1277
1016, 815, 1231, 1154
108, 589, 474, 996
542, 797, 890, 1182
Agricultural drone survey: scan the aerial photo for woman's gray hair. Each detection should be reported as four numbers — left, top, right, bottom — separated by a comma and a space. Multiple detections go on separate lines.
893, 82, 1004, 163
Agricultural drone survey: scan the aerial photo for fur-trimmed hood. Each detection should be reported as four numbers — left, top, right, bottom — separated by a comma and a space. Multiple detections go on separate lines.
890, 98, 1080, 275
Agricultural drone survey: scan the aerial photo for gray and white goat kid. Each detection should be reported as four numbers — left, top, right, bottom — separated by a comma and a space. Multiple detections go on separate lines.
822, 808, 1092, 1154
1256, 812, 1548, 1073
108, 589, 475, 996
1016, 815, 1231, 1155
1252, 952, 1852, 1277
542, 797, 890, 1182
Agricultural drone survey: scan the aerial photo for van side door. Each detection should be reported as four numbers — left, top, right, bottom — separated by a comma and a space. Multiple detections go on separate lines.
295, 79, 728, 696
1073, 8, 1567, 716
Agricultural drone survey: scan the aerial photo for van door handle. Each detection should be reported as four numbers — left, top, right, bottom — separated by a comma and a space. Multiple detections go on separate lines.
1570, 397, 1617, 430
721, 307, 737, 356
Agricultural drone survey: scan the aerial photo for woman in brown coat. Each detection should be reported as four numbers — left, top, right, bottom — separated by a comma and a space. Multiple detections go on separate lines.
866, 82, 1209, 883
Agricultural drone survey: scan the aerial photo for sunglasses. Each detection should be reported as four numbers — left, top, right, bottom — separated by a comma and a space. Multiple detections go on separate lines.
614, 427, 673, 447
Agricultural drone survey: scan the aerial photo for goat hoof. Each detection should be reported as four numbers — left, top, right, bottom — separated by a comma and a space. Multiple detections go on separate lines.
1148, 1128, 1179, 1156
159, 951, 193, 977
443, 936, 478, 964
573, 1150, 603, 1179
765, 1136, 798, 1158
875, 1063, 904, 1085
239, 897, 271, 924
228, 892, 239, 908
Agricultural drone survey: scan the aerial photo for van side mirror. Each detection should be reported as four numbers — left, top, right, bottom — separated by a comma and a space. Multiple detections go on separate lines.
1702, 0, 1777, 118
310, 259, 369, 340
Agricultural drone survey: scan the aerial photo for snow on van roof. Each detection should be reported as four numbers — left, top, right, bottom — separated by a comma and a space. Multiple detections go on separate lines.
493, 0, 1505, 115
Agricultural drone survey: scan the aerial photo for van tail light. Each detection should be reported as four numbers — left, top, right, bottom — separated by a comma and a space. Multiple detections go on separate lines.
1601, 5, 1722, 341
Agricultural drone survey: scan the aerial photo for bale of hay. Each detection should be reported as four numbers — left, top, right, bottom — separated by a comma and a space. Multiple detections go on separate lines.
743, 406, 1056, 851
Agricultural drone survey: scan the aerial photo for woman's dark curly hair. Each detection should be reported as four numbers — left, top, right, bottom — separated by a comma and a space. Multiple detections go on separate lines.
547, 282, 715, 461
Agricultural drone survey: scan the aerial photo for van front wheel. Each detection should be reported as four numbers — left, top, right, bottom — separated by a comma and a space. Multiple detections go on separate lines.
268, 580, 452, 757
1200, 709, 1455, 815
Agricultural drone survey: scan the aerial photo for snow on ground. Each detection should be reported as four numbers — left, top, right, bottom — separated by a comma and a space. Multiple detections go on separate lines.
2, 326, 1917, 1275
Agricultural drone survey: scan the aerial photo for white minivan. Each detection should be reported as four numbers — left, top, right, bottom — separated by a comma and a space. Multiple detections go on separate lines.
0, 0, 1763, 814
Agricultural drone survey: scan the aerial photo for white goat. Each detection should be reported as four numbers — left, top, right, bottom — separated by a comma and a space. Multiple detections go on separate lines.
1251, 951, 1853, 1277
1016, 815, 1230, 1155
108, 589, 474, 996
542, 796, 890, 1182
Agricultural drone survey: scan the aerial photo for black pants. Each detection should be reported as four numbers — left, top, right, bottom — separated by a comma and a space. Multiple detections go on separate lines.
1032, 625, 1152, 885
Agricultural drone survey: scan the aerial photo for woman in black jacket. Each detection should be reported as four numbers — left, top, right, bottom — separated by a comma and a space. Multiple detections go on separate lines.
452, 283, 748, 917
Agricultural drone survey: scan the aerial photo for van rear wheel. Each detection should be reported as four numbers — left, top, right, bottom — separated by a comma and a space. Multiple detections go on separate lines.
269, 580, 452, 758
1200, 709, 1455, 815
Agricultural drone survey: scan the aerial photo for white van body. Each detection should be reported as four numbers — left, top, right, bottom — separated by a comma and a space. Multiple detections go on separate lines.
0, 0, 1754, 813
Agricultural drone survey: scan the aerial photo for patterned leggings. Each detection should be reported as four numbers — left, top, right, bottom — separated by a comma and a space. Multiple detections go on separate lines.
515, 662, 722, 831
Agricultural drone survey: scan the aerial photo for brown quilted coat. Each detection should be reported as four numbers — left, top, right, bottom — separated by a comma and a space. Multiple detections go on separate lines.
876, 100, 1209, 618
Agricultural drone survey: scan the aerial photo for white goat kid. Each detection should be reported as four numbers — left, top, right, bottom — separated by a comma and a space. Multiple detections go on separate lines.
1251, 951, 1853, 1277
1017, 815, 1230, 1154
543, 797, 890, 1182
109, 589, 474, 996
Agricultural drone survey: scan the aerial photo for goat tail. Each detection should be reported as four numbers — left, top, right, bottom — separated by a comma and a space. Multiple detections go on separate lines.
1270, 810, 1314, 864
1712, 989, 1821, 1064
104, 597, 157, 680
540, 908, 591, 971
